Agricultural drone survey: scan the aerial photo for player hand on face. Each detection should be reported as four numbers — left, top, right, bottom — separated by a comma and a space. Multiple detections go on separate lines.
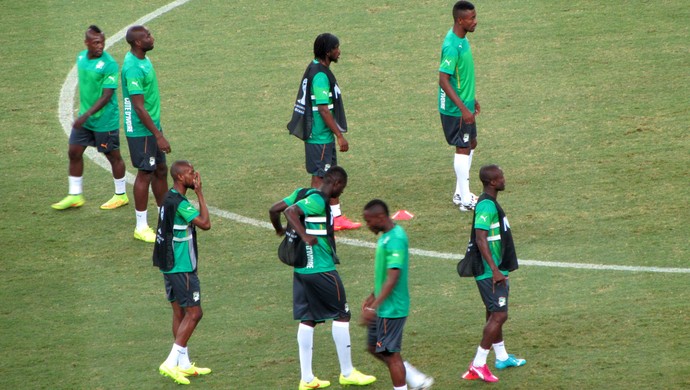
193, 172, 202, 193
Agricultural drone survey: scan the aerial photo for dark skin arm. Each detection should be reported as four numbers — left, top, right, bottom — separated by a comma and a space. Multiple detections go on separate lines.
73, 88, 114, 129
318, 104, 349, 152
190, 172, 210, 230
475, 229, 506, 286
284, 205, 318, 246
268, 200, 288, 236
129, 93, 171, 153
360, 268, 401, 325
439, 72, 480, 124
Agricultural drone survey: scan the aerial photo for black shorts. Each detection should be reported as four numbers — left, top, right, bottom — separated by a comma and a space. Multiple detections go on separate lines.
476, 277, 509, 312
305, 142, 337, 177
368, 316, 406, 354
293, 271, 350, 322
440, 113, 476, 147
164, 272, 201, 307
69, 127, 120, 153
127, 134, 167, 171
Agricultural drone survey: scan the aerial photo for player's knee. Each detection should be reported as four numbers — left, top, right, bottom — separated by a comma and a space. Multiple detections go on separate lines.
154, 164, 168, 178
67, 149, 83, 161
187, 306, 203, 322
336, 312, 351, 322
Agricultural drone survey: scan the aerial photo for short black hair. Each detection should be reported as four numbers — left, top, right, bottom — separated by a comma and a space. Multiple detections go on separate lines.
126, 25, 147, 46
314, 33, 340, 60
364, 199, 389, 216
85, 25, 102, 39
453, 1, 475, 20
323, 165, 347, 185
170, 160, 192, 180
479, 164, 502, 186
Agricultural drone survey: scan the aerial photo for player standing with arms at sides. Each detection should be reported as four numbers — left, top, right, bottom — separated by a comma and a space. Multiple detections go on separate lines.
154, 160, 211, 385
360, 199, 434, 390
269, 166, 376, 390
439, 1, 480, 212
288, 33, 362, 231
122, 25, 171, 243
52, 25, 128, 211
461, 165, 525, 383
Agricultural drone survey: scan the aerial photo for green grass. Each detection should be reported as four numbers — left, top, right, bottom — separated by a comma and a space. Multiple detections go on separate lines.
1, 0, 689, 388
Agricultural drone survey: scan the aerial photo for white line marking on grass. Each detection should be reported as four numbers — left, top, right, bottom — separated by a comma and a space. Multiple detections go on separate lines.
57, 0, 690, 275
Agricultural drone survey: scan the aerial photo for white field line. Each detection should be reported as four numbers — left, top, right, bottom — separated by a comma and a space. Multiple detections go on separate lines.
57, 0, 690, 275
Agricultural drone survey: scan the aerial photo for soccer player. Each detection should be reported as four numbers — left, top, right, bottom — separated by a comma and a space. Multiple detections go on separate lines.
269, 166, 376, 390
360, 199, 434, 390
52, 25, 128, 210
438, 1, 481, 212
461, 165, 525, 383
154, 160, 211, 385
122, 25, 171, 242
287, 33, 362, 231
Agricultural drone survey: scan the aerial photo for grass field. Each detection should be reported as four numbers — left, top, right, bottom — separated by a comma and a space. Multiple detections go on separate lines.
1, 0, 689, 389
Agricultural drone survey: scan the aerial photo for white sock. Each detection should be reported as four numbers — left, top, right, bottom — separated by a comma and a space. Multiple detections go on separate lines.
332, 320, 353, 377
394, 385, 408, 390
297, 323, 315, 383
468, 149, 475, 169
404, 361, 421, 386
68, 176, 83, 195
114, 176, 126, 195
454, 154, 470, 202
163, 343, 184, 368
330, 203, 342, 218
472, 346, 490, 367
493, 340, 509, 361
178, 346, 191, 369
455, 154, 470, 204
135, 210, 148, 231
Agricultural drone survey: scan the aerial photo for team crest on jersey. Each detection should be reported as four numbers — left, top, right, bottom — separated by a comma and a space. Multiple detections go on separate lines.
96, 60, 105, 69
498, 297, 506, 307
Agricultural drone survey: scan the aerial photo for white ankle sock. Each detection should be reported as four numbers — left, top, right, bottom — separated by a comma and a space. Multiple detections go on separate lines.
493, 340, 509, 361
68, 176, 83, 195
114, 176, 126, 195
178, 346, 191, 369
135, 210, 148, 230
473, 346, 490, 367
163, 343, 184, 368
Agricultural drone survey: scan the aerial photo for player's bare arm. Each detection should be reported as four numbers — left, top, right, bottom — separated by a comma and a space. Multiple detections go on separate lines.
130, 93, 171, 153
318, 104, 349, 152
439, 72, 475, 124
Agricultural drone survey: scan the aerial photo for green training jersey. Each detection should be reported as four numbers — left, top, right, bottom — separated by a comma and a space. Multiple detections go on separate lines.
283, 188, 336, 274
438, 28, 476, 116
122, 51, 161, 137
162, 189, 200, 274
473, 198, 509, 281
307, 61, 336, 144
76, 50, 119, 132
374, 224, 410, 318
